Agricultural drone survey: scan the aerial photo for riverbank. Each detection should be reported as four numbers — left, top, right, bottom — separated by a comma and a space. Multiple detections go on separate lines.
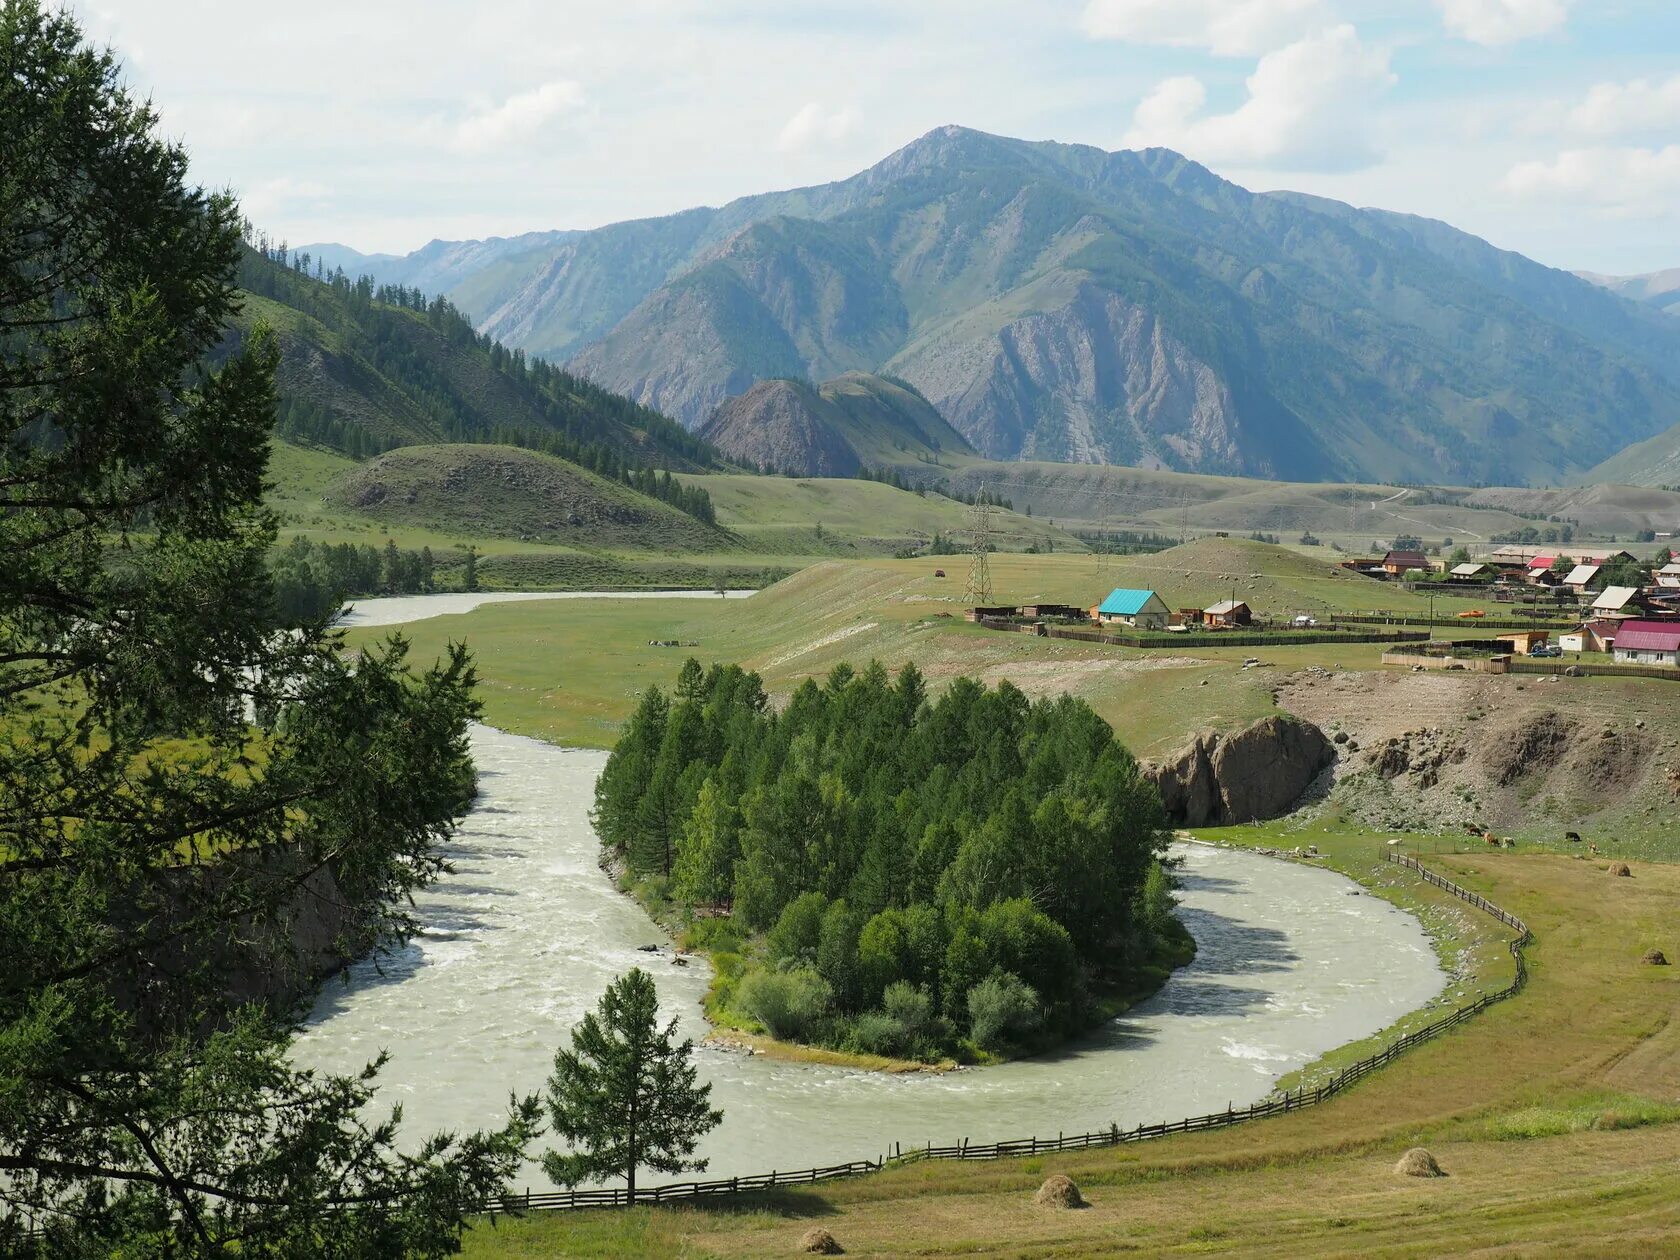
612, 858, 1199, 1076
461, 845, 1680, 1259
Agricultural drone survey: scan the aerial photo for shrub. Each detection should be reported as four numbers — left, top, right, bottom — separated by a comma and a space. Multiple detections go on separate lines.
738, 966, 832, 1041
967, 972, 1042, 1050
848, 1010, 907, 1057
766, 891, 828, 964
881, 981, 935, 1043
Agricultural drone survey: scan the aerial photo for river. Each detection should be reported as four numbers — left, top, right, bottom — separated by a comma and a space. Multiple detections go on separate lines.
339, 588, 755, 629
294, 721, 1446, 1182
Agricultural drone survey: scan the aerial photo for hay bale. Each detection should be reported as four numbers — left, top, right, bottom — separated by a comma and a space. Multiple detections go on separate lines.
1642, 949, 1669, 966
798, 1227, 843, 1254
1034, 1174, 1086, 1208
1610, 862, 1632, 877
1394, 1147, 1445, 1178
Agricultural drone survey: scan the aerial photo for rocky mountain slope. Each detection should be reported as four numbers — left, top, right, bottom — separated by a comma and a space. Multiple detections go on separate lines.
320, 127, 1680, 486
698, 372, 973, 476
1578, 268, 1680, 316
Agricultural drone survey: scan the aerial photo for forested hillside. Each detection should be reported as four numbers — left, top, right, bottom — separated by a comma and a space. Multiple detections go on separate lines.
231, 244, 718, 472
594, 660, 1182, 1062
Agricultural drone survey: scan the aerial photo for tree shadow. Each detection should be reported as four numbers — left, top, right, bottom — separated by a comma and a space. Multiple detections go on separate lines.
1175, 906, 1299, 975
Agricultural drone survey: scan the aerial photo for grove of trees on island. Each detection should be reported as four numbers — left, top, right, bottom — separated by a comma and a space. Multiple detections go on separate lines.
593, 660, 1185, 1062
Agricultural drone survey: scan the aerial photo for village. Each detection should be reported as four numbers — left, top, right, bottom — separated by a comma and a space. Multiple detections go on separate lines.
964, 539, 1680, 671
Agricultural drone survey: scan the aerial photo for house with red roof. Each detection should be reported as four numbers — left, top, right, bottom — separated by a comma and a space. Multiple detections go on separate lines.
1611, 621, 1680, 667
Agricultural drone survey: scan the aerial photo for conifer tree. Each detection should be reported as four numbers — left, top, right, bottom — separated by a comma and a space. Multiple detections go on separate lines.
543, 969, 722, 1204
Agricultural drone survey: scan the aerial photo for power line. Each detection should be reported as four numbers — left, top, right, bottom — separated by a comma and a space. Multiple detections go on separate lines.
963, 481, 995, 605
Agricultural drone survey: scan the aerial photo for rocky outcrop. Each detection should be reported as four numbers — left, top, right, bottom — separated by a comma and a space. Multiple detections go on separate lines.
700, 378, 863, 476
1146, 716, 1336, 825
894, 285, 1261, 474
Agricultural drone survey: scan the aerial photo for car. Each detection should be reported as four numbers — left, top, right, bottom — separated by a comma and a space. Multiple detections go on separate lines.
1529, 644, 1563, 658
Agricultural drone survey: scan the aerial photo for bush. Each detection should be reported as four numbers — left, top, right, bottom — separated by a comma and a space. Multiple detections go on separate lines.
738, 966, 831, 1041
848, 1010, 907, 1057
766, 891, 828, 964
967, 972, 1042, 1050
881, 981, 935, 1042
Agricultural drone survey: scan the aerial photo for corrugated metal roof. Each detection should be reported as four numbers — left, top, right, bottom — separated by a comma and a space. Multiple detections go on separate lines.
1528, 556, 1557, 569
1563, 564, 1600, 585
1204, 600, 1249, 615
1593, 586, 1641, 610
1097, 588, 1161, 616
1612, 620, 1680, 652
1450, 562, 1486, 576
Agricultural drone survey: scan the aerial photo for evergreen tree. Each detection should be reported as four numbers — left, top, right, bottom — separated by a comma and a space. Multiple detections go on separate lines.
543, 969, 722, 1204
1, 5, 539, 1251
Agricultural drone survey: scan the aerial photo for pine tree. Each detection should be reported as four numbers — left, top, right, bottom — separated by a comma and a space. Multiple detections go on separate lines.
543, 969, 722, 1204
1, 4, 539, 1250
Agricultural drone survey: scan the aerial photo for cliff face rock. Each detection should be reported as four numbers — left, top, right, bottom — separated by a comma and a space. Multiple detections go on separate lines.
1147, 716, 1336, 825
894, 285, 1256, 473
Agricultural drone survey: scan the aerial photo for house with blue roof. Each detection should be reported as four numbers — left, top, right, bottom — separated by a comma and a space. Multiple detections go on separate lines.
1090, 587, 1170, 630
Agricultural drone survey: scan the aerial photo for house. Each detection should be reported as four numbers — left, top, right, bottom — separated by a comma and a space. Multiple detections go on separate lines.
1657, 562, 1680, 590
1526, 557, 1564, 585
1203, 599, 1254, 628
1381, 550, 1429, 576
1092, 588, 1171, 630
1591, 586, 1649, 618
1448, 562, 1489, 582
1611, 621, 1680, 667
1566, 619, 1624, 654
1561, 563, 1601, 591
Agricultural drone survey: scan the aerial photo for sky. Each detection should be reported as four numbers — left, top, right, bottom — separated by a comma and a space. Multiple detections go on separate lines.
80, 0, 1680, 275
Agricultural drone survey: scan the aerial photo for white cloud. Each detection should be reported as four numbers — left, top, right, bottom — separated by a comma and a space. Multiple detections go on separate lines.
240, 176, 333, 225
450, 81, 585, 152
1122, 25, 1395, 172
1079, 0, 1328, 57
1566, 75, 1680, 140
776, 102, 860, 152
1504, 145, 1680, 215
1435, 0, 1570, 46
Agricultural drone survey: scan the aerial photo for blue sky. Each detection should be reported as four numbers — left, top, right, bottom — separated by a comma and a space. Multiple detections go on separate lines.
82, 0, 1680, 274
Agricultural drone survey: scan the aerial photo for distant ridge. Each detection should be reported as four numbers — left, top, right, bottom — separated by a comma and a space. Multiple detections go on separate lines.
698, 372, 974, 476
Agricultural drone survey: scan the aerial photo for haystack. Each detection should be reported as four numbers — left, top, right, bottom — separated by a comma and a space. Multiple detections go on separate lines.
798, 1226, 843, 1254
1609, 862, 1632, 877
1034, 1174, 1086, 1208
1394, 1147, 1444, 1178
1642, 949, 1669, 966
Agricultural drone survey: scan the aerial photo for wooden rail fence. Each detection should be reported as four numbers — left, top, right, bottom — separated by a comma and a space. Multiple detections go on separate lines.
481, 850, 1529, 1215
1505, 658, 1680, 682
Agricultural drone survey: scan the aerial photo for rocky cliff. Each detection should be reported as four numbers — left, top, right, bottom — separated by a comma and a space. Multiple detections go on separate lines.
1146, 716, 1336, 826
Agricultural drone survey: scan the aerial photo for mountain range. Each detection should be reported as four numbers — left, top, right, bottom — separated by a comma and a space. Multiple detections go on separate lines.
310, 126, 1680, 486
1578, 268, 1680, 317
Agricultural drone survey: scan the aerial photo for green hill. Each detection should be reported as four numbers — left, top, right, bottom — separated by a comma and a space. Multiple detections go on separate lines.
326, 445, 730, 552
697, 372, 974, 476
231, 247, 717, 472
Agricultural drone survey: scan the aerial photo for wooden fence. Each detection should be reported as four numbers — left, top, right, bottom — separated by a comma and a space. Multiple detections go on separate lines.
1038, 625, 1432, 650
1330, 612, 1574, 631
1505, 658, 1680, 682
481, 850, 1529, 1215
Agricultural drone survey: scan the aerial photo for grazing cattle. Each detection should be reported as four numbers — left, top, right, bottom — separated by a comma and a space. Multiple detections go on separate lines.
1589, 842, 1600, 856
1565, 831, 1582, 843
1484, 832, 1500, 846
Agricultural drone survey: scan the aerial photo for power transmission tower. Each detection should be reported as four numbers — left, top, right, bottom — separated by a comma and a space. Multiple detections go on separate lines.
963, 483, 994, 606
1095, 491, 1112, 580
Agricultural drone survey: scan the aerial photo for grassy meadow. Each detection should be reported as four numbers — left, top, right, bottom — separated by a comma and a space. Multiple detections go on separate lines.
348, 540, 1494, 755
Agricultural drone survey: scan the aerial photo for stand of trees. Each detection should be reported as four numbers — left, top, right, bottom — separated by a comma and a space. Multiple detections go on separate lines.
269, 537, 444, 623
594, 661, 1180, 1062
